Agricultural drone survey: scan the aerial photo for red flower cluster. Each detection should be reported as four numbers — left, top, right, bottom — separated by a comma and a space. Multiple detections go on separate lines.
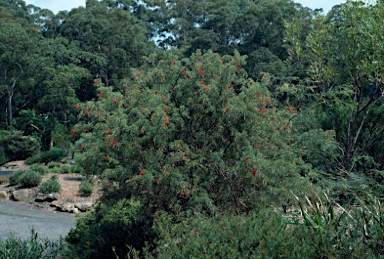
197, 66, 205, 78
252, 169, 257, 177
164, 109, 170, 126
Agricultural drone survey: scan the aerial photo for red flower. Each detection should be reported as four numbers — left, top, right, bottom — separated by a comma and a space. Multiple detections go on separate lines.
205, 86, 209, 92
236, 62, 241, 67
76, 104, 81, 110
173, 60, 176, 65
107, 129, 112, 135
164, 119, 170, 126
156, 178, 161, 184
237, 69, 241, 74
229, 83, 233, 89
252, 169, 257, 177
224, 107, 229, 114
137, 71, 142, 75
200, 80, 205, 86
70, 129, 75, 136
286, 106, 291, 111
104, 137, 109, 143
99, 92, 104, 98
104, 155, 109, 162
185, 73, 190, 79
273, 119, 276, 124
164, 108, 168, 113
111, 140, 116, 147
106, 182, 111, 188
140, 170, 145, 176
154, 90, 158, 96
181, 69, 185, 75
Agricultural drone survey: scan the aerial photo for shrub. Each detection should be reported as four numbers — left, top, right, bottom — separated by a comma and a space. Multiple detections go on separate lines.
0, 146, 9, 166
25, 148, 67, 165
18, 170, 42, 187
71, 164, 83, 174
65, 199, 156, 259
39, 175, 61, 194
47, 162, 61, 169
0, 229, 64, 258
8, 171, 25, 186
29, 164, 49, 175
0, 130, 40, 161
78, 178, 93, 197
59, 165, 71, 174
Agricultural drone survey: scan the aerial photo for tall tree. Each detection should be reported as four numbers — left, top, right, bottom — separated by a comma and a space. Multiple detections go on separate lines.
286, 0, 384, 171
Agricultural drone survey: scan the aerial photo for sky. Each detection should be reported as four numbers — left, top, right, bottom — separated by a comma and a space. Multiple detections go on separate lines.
24, 0, 347, 14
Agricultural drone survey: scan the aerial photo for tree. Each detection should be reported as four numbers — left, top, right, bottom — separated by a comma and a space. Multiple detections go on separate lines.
285, 0, 384, 173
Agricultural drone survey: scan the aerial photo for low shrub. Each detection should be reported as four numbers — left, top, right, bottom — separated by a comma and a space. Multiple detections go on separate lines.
65, 199, 156, 259
59, 165, 71, 174
25, 148, 67, 165
18, 170, 42, 187
71, 164, 83, 174
29, 164, 49, 175
0, 229, 64, 258
47, 162, 61, 169
39, 175, 61, 194
79, 178, 93, 197
8, 171, 25, 186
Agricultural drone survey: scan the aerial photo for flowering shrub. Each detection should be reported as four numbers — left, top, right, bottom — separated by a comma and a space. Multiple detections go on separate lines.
72, 50, 333, 215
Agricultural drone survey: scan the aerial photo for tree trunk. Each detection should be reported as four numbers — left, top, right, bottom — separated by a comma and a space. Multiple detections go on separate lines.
7, 81, 16, 128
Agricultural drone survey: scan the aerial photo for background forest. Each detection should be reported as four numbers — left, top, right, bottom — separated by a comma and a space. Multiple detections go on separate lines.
1, 0, 384, 258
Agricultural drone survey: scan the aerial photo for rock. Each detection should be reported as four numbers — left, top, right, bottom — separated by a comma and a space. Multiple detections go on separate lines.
35, 193, 60, 202
12, 189, 30, 202
0, 191, 7, 199
74, 202, 93, 212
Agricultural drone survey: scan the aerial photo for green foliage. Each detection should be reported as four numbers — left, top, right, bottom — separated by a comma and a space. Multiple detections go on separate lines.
8, 171, 25, 186
39, 175, 61, 194
0, 146, 8, 165
78, 178, 93, 197
29, 164, 49, 175
18, 170, 42, 187
0, 229, 64, 259
25, 148, 67, 165
58, 164, 71, 174
71, 164, 83, 174
152, 194, 384, 258
74, 50, 326, 216
285, 1, 384, 171
65, 199, 156, 259
0, 131, 40, 161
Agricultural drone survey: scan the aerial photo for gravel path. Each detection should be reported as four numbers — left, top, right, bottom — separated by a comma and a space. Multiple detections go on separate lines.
0, 200, 76, 241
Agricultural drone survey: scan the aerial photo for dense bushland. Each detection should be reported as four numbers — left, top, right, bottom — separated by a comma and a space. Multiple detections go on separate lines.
0, 0, 383, 258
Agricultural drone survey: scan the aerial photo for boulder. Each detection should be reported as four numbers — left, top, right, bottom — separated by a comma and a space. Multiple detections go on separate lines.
0, 191, 7, 199
74, 202, 94, 212
12, 189, 30, 202
35, 193, 60, 202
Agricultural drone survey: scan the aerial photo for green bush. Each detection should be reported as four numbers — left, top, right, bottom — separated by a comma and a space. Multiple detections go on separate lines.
25, 148, 67, 165
78, 178, 93, 197
39, 175, 61, 194
18, 171, 42, 187
65, 199, 156, 259
71, 164, 83, 174
0, 130, 40, 161
0, 146, 9, 166
59, 165, 71, 174
8, 171, 25, 186
29, 164, 49, 175
47, 162, 61, 169
0, 229, 64, 259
